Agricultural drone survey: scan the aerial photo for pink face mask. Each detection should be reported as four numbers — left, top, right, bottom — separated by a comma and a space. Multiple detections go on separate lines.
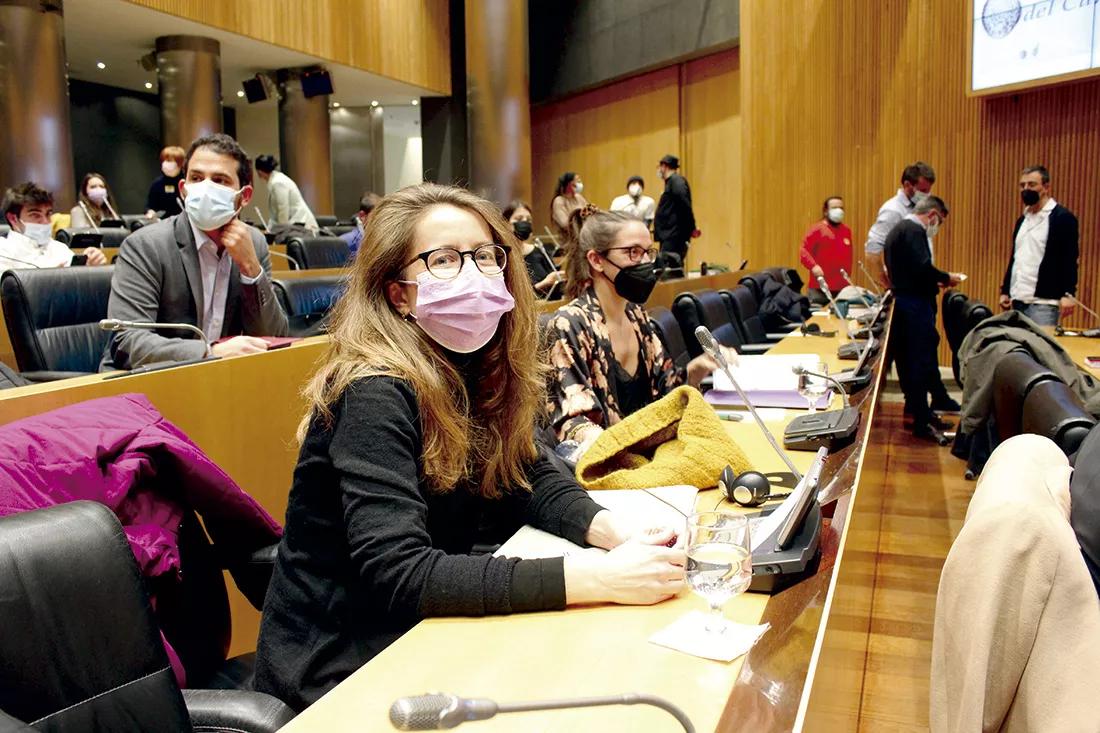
403, 263, 515, 353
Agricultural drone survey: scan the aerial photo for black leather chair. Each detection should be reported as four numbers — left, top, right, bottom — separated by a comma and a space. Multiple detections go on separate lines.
0, 501, 295, 733
272, 275, 346, 337
942, 289, 971, 386
672, 289, 764, 357
737, 271, 777, 303
325, 224, 356, 237
56, 227, 131, 247
648, 306, 690, 372
722, 285, 782, 345
1069, 423, 1100, 596
0, 266, 113, 381
286, 235, 351, 269
1021, 380, 1097, 455
314, 214, 339, 228
0, 363, 27, 390
121, 215, 149, 232
964, 300, 993, 333
992, 350, 1060, 442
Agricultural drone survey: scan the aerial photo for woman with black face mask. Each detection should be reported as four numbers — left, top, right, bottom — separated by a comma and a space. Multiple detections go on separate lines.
503, 200, 562, 297
546, 206, 728, 456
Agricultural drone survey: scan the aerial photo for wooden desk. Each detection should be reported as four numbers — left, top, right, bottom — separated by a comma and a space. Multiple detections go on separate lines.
538, 270, 748, 314
1054, 330, 1100, 375
0, 337, 329, 657
279, 313, 894, 732
272, 266, 348, 281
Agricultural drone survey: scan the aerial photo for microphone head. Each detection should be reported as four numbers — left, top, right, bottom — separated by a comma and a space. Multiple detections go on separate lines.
792, 365, 805, 375
389, 694, 456, 731
99, 318, 123, 331
694, 325, 720, 359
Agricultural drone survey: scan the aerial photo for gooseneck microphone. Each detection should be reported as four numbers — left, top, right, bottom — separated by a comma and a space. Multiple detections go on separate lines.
695, 325, 803, 481
267, 249, 301, 270
858, 261, 883, 296
815, 275, 843, 320
839, 268, 875, 309
99, 318, 210, 356
388, 692, 695, 732
793, 365, 850, 406
1064, 292, 1100, 323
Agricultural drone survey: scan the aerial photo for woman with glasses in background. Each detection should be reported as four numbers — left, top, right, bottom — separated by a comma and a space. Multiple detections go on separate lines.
547, 206, 726, 455
254, 184, 685, 712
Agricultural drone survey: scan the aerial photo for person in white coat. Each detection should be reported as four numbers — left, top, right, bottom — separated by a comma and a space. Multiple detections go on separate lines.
254, 155, 319, 233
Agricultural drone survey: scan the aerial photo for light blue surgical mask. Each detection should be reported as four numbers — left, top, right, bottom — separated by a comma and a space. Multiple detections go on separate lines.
21, 221, 53, 245
184, 179, 244, 231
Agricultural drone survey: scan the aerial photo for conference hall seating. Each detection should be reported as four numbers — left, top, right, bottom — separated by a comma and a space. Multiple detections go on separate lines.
1021, 380, 1096, 455
285, 235, 351, 270
672, 288, 768, 357
313, 215, 339, 228
55, 226, 130, 248
272, 275, 346, 337
0, 266, 113, 381
0, 501, 295, 732
647, 305, 690, 372
723, 285, 785, 345
992, 350, 1059, 442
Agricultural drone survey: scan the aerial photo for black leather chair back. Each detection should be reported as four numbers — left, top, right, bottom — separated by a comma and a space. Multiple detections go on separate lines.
314, 215, 338, 228
992, 350, 1060, 442
272, 275, 346, 337
0, 266, 113, 377
672, 289, 745, 357
325, 224, 356, 237
285, 236, 351, 269
56, 227, 130, 247
0, 502, 193, 731
738, 272, 777, 303
965, 300, 993, 332
942, 289, 971, 385
648, 306, 690, 372
1022, 380, 1097, 455
723, 285, 768, 343
1070, 423, 1100, 596
121, 215, 149, 232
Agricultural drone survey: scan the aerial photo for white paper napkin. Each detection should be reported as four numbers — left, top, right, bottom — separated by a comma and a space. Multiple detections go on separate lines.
649, 611, 769, 662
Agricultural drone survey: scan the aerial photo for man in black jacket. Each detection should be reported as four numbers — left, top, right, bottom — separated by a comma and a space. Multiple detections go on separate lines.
884, 196, 963, 440
653, 154, 697, 262
999, 165, 1079, 326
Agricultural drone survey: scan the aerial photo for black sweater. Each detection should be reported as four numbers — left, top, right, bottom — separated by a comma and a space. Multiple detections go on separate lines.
146, 173, 183, 217
654, 173, 695, 250
1000, 204, 1079, 299
253, 376, 604, 711
884, 219, 950, 298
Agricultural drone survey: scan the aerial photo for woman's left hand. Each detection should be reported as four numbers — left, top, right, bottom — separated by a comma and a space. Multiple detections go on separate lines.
686, 346, 737, 388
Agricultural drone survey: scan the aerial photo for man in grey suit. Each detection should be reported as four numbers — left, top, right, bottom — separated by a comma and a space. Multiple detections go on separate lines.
102, 133, 288, 371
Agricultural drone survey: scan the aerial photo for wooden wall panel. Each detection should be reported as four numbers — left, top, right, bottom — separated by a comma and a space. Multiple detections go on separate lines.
530, 48, 742, 270
125, 0, 451, 94
742, 0, 1100, 362
531, 66, 680, 238
684, 49, 742, 269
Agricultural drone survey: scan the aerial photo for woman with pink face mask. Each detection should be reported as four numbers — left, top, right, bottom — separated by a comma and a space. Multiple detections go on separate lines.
144, 146, 185, 219
253, 183, 686, 712
70, 172, 121, 229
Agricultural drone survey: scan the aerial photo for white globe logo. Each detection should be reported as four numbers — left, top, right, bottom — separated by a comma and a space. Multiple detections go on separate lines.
982, 0, 1022, 39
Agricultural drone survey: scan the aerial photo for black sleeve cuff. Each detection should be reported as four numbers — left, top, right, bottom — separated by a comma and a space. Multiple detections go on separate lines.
509, 557, 566, 612
560, 495, 605, 547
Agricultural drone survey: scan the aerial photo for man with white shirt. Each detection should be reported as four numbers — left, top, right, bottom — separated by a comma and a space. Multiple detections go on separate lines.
0, 182, 106, 271
102, 133, 288, 371
999, 165, 1078, 326
609, 175, 656, 227
865, 161, 936, 289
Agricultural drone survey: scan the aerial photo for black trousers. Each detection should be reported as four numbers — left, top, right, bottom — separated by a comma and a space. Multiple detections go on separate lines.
894, 293, 940, 425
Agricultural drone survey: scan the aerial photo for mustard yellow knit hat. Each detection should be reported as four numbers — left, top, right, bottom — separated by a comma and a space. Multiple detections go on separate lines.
576, 386, 752, 490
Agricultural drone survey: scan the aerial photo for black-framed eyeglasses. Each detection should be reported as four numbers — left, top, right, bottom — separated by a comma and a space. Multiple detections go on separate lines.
403, 243, 510, 280
602, 245, 658, 265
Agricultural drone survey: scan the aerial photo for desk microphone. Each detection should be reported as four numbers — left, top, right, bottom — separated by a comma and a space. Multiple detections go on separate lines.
793, 365, 849, 407
0, 253, 42, 268
1064, 292, 1100, 324
267, 249, 301, 270
388, 692, 694, 732
785, 366, 861, 451
815, 275, 843, 320
695, 325, 803, 482
99, 318, 210, 356
839, 268, 875, 309
857, 261, 883, 296
254, 206, 271, 232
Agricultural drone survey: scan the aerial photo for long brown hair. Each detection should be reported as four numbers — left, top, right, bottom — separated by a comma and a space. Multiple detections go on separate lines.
561, 206, 635, 300
299, 183, 545, 497
77, 172, 119, 226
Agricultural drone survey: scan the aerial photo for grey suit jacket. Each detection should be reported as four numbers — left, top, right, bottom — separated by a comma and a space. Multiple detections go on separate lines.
102, 214, 289, 370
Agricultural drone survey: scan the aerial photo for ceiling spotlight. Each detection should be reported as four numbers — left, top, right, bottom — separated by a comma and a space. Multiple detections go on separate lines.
96, 61, 106, 70
144, 82, 153, 90
371, 100, 379, 107
237, 90, 245, 98
411, 99, 419, 106
332, 102, 341, 108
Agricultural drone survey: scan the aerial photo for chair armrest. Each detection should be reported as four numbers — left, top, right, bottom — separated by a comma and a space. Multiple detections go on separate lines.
737, 344, 772, 354
222, 543, 279, 611
764, 333, 787, 342
182, 689, 296, 733
20, 370, 94, 383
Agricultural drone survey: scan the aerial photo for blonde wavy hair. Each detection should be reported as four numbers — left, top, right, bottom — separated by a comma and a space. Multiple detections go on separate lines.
298, 183, 545, 498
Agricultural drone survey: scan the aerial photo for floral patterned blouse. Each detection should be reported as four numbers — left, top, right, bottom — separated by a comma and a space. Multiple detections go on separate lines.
546, 287, 684, 441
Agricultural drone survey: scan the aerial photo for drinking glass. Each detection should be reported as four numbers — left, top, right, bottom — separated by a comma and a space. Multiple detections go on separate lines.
686, 512, 752, 634
797, 360, 829, 413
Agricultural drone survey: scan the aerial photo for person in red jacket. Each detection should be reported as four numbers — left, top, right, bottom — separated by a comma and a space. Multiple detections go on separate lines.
800, 196, 853, 306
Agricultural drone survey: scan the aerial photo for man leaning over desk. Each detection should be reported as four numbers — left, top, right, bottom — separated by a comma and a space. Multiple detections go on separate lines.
101, 133, 288, 371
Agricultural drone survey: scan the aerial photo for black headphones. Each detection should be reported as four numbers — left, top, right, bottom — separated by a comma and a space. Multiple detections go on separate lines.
718, 465, 792, 507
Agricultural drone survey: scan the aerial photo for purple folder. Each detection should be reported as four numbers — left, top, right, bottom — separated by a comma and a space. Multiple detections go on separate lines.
704, 389, 833, 410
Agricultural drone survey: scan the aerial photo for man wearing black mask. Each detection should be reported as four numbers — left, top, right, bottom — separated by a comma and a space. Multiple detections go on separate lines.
999, 165, 1079, 326
653, 155, 698, 263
